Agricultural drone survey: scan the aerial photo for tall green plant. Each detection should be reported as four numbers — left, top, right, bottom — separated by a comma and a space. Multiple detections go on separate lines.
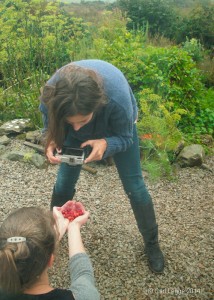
0, 0, 90, 87
137, 88, 184, 180
0, 0, 90, 125
140, 47, 205, 119
137, 89, 184, 150
182, 38, 204, 62
0, 71, 48, 125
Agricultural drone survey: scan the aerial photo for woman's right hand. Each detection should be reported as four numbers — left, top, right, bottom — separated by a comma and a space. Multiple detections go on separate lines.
68, 211, 90, 230
46, 141, 61, 164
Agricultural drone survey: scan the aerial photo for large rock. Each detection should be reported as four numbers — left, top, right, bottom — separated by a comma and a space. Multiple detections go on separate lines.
0, 150, 47, 169
29, 153, 47, 169
0, 119, 32, 135
26, 130, 44, 144
176, 144, 205, 167
0, 135, 10, 146
4, 151, 25, 161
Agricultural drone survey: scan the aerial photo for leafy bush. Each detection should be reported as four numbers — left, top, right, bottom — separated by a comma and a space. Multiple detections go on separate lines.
0, 0, 90, 126
0, 0, 90, 86
117, 0, 214, 49
179, 4, 214, 49
182, 38, 204, 62
198, 55, 214, 88
142, 47, 204, 110
180, 88, 214, 138
0, 71, 48, 126
137, 89, 183, 179
86, 27, 205, 125
117, 0, 177, 39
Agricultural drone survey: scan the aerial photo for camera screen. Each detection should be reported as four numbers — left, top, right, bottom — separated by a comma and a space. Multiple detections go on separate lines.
63, 147, 84, 156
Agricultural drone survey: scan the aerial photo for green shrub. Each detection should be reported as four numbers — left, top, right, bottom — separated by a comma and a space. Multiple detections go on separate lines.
142, 47, 204, 110
0, 0, 90, 86
198, 55, 214, 88
0, 0, 91, 123
0, 71, 47, 127
137, 89, 184, 180
182, 38, 204, 62
180, 88, 214, 137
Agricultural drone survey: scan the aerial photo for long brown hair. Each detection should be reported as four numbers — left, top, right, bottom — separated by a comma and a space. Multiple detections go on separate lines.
0, 207, 57, 294
41, 65, 107, 151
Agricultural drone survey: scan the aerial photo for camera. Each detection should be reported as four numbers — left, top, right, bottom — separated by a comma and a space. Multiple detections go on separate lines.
55, 147, 85, 166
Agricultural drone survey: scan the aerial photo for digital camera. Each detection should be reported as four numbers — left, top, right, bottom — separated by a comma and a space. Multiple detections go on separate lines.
55, 147, 85, 166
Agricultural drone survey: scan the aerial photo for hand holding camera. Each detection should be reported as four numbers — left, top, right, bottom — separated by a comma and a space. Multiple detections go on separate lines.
46, 139, 105, 165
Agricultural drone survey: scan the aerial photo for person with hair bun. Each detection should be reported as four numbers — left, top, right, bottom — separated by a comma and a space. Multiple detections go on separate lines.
0, 206, 100, 300
39, 59, 164, 274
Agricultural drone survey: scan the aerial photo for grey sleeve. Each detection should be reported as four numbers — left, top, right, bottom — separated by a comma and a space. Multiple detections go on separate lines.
68, 253, 100, 300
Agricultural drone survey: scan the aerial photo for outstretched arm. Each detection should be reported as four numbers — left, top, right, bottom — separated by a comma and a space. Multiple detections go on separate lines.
67, 213, 100, 300
67, 212, 89, 257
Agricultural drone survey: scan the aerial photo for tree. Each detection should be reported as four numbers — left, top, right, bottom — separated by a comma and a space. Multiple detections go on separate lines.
184, 4, 214, 49
117, 0, 177, 38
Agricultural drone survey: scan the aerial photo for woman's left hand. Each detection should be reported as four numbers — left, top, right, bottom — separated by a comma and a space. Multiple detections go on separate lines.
81, 139, 107, 163
53, 207, 69, 241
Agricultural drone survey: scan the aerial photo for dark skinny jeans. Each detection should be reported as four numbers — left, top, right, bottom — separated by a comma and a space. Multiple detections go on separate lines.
54, 125, 154, 235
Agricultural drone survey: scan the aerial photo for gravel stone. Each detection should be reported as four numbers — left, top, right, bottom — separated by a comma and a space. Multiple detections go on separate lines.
0, 140, 213, 300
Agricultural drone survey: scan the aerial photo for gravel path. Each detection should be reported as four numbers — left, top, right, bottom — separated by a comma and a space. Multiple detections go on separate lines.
0, 140, 213, 300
